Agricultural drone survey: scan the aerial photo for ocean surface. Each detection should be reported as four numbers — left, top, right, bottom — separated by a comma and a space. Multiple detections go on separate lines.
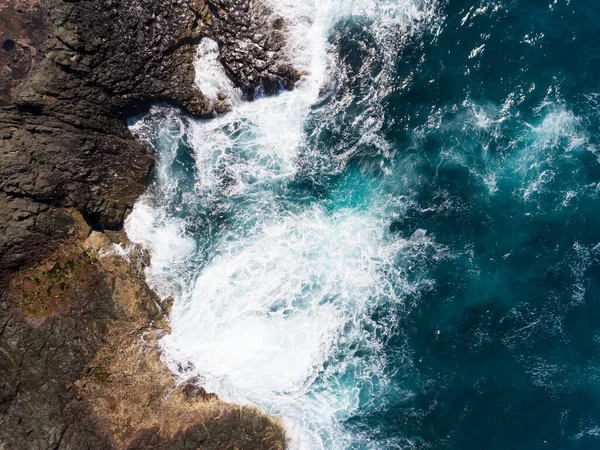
126, 0, 600, 448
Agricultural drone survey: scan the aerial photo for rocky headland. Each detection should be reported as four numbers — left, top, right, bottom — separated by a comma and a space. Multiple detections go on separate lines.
0, 0, 300, 448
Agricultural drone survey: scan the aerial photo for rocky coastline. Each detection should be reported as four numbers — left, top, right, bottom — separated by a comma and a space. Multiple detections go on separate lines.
0, 0, 300, 448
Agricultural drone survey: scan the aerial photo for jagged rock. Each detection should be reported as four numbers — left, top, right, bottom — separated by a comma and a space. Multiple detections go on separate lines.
0, 0, 213, 237
207, 0, 302, 99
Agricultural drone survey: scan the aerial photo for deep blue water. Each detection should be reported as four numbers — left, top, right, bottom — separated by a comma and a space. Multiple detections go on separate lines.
340, 0, 600, 448
129, 0, 600, 448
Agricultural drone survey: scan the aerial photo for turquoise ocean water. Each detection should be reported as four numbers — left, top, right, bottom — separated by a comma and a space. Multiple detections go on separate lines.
127, 0, 600, 448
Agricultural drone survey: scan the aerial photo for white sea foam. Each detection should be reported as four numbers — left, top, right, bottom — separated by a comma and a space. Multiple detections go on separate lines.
126, 0, 440, 448
194, 38, 240, 103
161, 206, 413, 448
515, 106, 589, 202
126, 203, 197, 298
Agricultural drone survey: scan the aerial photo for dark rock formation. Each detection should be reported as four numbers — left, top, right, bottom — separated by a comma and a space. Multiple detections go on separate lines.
0, 0, 300, 448
207, 0, 302, 99
1, 0, 213, 256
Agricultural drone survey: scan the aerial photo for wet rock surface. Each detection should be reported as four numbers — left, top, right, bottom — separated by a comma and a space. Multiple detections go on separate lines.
0, 0, 213, 273
0, 0, 299, 448
207, 0, 302, 99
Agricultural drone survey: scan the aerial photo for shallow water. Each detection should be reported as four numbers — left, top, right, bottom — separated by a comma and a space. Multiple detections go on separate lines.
126, 0, 600, 448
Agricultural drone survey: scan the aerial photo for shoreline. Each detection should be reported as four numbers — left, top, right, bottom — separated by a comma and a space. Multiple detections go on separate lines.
0, 0, 299, 448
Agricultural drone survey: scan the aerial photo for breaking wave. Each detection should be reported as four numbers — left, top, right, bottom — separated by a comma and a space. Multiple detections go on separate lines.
127, 0, 600, 448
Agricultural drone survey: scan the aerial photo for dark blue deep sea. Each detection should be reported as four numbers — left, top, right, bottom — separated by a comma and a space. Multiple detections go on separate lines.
129, 0, 600, 448
343, 0, 600, 448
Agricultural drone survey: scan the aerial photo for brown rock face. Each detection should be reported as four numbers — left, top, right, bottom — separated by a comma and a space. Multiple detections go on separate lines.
0, 0, 300, 448
2, 221, 287, 449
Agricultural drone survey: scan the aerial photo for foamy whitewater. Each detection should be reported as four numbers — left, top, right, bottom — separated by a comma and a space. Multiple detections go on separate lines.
126, 0, 600, 447
127, 1, 438, 447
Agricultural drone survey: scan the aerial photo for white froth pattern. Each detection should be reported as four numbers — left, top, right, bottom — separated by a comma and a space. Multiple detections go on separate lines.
125, 203, 197, 299
156, 205, 437, 449
194, 38, 240, 102
126, 0, 439, 448
162, 207, 397, 435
